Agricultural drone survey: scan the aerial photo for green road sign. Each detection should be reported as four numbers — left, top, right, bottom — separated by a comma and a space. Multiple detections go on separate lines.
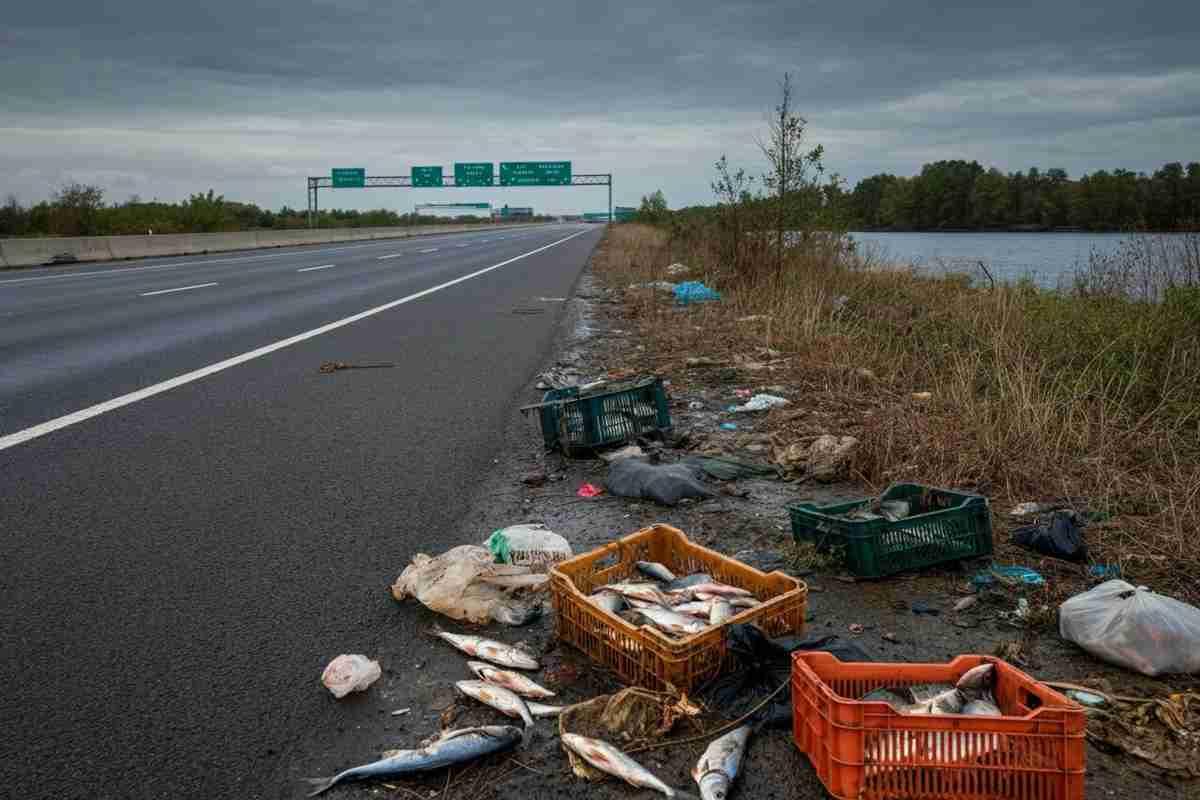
412, 166, 443, 187
331, 168, 365, 188
455, 162, 494, 186
499, 161, 571, 186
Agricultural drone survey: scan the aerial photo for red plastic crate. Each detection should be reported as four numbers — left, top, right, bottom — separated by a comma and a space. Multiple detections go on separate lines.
791, 652, 1085, 800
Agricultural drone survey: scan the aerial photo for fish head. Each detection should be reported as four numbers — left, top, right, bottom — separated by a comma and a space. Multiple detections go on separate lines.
696, 770, 731, 800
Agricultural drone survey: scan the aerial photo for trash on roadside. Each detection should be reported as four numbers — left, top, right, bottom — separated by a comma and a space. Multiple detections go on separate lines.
731, 393, 789, 413
682, 455, 778, 481
719, 422, 738, 431
849, 623, 865, 633
433, 629, 540, 669
687, 400, 704, 410
1009, 501, 1055, 516
483, 524, 573, 567
627, 280, 677, 292
525, 377, 670, 454
599, 444, 645, 463
521, 471, 547, 486
577, 483, 604, 497
1063, 689, 1106, 708
1089, 564, 1121, 579
971, 564, 1045, 588
737, 314, 772, 322
686, 356, 726, 367
321, 654, 382, 699
860, 663, 1001, 717
805, 434, 859, 482
391, 546, 548, 626
390, 708, 411, 716
1012, 510, 1088, 562
673, 281, 721, 305
911, 391, 933, 401
319, 361, 396, 373
954, 595, 978, 612
1059, 579, 1200, 676
305, 725, 524, 796
911, 601, 940, 616
665, 262, 690, 276
604, 458, 715, 506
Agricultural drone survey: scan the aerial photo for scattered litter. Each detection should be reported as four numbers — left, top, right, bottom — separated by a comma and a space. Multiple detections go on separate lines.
1009, 501, 1054, 516
731, 393, 789, 413
321, 654, 381, 699
627, 281, 677, 292
673, 281, 721, 305
719, 422, 738, 431
854, 367, 876, 380
806, 435, 859, 482
737, 314, 772, 322
911, 391, 933, 401
1012, 510, 1087, 562
559, 687, 694, 759
881, 632, 898, 643
1059, 579, 1200, 676
911, 601, 940, 616
521, 471, 547, 486
318, 361, 396, 373
665, 262, 690, 276
577, 483, 604, 498
483, 524, 572, 567
687, 400, 704, 410
682, 455, 778, 481
954, 596, 978, 612
971, 564, 1045, 588
390, 708, 411, 716
537, 296, 568, 301
685, 356, 726, 368
733, 388, 753, 398
391, 547, 548, 626
1089, 564, 1121, 579
604, 458, 715, 506
849, 623, 865, 633
1063, 689, 1106, 708
599, 445, 645, 463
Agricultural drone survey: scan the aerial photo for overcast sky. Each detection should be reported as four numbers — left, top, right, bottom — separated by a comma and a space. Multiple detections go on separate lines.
2, 1, 1198, 214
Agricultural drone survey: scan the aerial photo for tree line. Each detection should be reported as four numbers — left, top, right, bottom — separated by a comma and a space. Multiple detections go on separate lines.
847, 160, 1200, 232
0, 185, 543, 238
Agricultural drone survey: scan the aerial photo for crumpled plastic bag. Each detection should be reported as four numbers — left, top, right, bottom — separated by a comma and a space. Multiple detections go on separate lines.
1012, 511, 1088, 561
604, 457, 715, 506
732, 394, 789, 413
673, 281, 721, 305
1059, 579, 1200, 676
321, 654, 381, 698
391, 545, 548, 626
483, 524, 572, 568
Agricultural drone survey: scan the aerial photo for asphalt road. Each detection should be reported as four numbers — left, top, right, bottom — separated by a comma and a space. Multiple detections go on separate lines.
0, 224, 604, 798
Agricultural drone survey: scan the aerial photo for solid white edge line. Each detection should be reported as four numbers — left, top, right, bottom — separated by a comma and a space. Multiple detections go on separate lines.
0, 229, 590, 453
297, 264, 335, 272
139, 282, 219, 297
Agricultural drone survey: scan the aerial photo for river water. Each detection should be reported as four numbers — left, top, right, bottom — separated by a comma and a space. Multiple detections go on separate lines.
849, 231, 1133, 288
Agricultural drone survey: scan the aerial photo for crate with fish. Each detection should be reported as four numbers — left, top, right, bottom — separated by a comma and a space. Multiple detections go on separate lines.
791, 652, 1086, 800
787, 483, 992, 579
550, 524, 807, 692
529, 377, 670, 454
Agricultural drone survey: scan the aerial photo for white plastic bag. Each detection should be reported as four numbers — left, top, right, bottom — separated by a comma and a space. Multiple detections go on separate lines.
321, 654, 381, 698
732, 394, 789, 413
1059, 579, 1200, 676
483, 524, 573, 568
390, 545, 548, 626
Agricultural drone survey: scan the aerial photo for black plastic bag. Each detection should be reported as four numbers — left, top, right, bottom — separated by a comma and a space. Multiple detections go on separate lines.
1012, 511, 1088, 562
698, 624, 872, 728
604, 458, 715, 506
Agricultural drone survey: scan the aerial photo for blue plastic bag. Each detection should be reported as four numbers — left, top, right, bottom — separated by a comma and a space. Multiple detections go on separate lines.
971, 564, 1045, 587
673, 281, 721, 305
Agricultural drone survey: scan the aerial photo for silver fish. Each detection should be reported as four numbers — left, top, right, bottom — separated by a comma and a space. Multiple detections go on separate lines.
435, 630, 539, 670
467, 661, 556, 699
561, 733, 682, 798
527, 701, 567, 718
606, 582, 672, 605
673, 600, 714, 617
692, 725, 752, 800
955, 663, 995, 691
637, 606, 707, 636
709, 599, 733, 625
636, 561, 678, 582
668, 573, 714, 591
687, 582, 753, 598
694, 592, 757, 608
456, 680, 535, 728
590, 590, 626, 614
306, 725, 522, 796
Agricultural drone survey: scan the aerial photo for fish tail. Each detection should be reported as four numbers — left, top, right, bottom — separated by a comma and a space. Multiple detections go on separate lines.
303, 776, 337, 797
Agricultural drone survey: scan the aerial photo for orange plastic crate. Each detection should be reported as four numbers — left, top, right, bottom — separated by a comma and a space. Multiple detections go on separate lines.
791, 652, 1085, 800
550, 524, 807, 692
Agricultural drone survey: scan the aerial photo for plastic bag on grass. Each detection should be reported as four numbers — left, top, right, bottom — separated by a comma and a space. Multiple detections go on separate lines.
483, 524, 572, 568
321, 654, 381, 698
1059, 580, 1200, 676
391, 545, 547, 626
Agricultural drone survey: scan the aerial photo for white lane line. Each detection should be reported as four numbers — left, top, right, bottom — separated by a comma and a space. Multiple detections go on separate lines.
419, 247, 439, 253
297, 264, 335, 273
0, 229, 589, 453
376, 252, 406, 260
140, 282, 219, 297
456, 243, 470, 248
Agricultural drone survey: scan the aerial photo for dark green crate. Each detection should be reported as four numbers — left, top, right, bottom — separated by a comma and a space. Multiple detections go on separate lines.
539, 378, 671, 453
787, 483, 992, 579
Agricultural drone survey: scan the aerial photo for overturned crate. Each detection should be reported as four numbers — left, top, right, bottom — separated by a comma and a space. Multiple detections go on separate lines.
528, 377, 670, 454
787, 483, 992, 579
791, 652, 1086, 800
550, 524, 807, 692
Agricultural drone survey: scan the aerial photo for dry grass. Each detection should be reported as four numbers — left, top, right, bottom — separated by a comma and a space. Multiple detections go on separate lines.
592, 224, 1200, 603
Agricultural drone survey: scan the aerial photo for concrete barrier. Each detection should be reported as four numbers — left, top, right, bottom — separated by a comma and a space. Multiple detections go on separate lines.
0, 223, 547, 269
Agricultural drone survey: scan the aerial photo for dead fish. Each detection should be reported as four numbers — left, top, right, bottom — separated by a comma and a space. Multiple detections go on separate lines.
636, 561, 678, 582
709, 599, 733, 625
606, 582, 671, 605
694, 592, 757, 608
434, 630, 539, 670
637, 606, 707, 636
625, 596, 667, 610
526, 701, 567, 718
961, 698, 1002, 716
561, 733, 683, 798
687, 583, 753, 598
455, 680, 535, 728
590, 590, 626, 614
956, 663, 995, 691
668, 573, 713, 591
305, 725, 522, 796
693, 725, 752, 800
673, 600, 714, 617
467, 661, 555, 699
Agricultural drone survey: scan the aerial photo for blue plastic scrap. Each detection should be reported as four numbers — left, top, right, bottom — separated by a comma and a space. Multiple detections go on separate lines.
971, 564, 1046, 587
719, 422, 738, 431
673, 281, 722, 305
1089, 564, 1122, 579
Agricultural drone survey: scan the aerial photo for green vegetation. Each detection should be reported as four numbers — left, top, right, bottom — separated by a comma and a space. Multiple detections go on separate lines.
0, 185, 539, 238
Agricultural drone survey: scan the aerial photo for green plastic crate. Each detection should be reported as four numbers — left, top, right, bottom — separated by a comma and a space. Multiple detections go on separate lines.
787, 483, 992, 578
538, 378, 671, 453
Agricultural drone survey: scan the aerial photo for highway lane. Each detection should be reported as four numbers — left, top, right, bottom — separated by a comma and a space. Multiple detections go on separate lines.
0, 225, 566, 437
0, 224, 603, 799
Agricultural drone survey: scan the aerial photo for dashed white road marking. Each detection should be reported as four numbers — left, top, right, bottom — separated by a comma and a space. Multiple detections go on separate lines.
140, 282, 219, 297
297, 264, 335, 272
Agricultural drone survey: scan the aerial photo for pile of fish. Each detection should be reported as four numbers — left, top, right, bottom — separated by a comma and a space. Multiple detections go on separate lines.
861, 663, 1003, 717
587, 561, 762, 637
